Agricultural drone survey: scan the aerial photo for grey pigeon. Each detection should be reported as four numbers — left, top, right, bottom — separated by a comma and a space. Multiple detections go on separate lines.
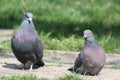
11, 12, 44, 70
68, 30, 106, 75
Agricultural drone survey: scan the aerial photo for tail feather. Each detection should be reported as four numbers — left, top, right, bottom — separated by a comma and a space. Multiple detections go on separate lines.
68, 67, 80, 73
33, 60, 45, 68
68, 67, 77, 72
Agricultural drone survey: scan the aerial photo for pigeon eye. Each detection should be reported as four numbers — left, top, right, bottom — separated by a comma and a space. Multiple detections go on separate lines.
25, 14, 29, 18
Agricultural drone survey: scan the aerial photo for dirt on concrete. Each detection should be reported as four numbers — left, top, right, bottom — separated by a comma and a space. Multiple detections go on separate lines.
0, 29, 13, 41
0, 50, 120, 80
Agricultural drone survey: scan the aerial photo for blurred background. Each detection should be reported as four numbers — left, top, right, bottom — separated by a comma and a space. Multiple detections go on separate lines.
0, 0, 120, 53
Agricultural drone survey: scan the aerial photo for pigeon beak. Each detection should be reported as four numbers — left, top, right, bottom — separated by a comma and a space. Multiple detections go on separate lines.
28, 18, 32, 23
83, 34, 87, 38
28, 18, 32, 21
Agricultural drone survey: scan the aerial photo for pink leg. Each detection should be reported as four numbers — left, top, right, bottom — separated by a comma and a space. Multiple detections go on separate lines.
29, 64, 33, 71
22, 64, 25, 70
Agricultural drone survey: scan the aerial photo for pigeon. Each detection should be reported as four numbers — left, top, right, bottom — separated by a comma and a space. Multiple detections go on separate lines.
11, 12, 45, 70
68, 30, 106, 75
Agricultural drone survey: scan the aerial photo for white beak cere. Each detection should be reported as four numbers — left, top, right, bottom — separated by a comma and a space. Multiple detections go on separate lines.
28, 17, 32, 21
83, 34, 88, 38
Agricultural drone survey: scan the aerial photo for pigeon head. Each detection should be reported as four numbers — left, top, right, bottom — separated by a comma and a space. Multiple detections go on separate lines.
23, 12, 33, 23
83, 30, 96, 43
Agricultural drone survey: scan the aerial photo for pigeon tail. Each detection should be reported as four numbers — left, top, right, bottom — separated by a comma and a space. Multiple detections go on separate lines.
68, 67, 78, 73
33, 60, 45, 68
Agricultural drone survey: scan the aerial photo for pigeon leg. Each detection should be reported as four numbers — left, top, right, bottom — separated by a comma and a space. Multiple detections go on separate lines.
30, 64, 33, 71
83, 70, 87, 75
22, 64, 25, 70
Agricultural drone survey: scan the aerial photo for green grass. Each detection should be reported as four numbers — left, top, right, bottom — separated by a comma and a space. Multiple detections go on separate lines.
0, 31, 120, 53
0, 40, 11, 53
0, 74, 86, 80
1, 74, 38, 80
57, 74, 86, 80
110, 65, 120, 70
1, 74, 48, 80
40, 31, 84, 51
0, 0, 120, 53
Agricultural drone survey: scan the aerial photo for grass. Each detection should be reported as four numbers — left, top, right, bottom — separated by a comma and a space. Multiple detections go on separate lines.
0, 40, 11, 53
40, 31, 84, 51
0, 31, 120, 53
0, 0, 120, 53
98, 33, 120, 53
57, 74, 86, 80
1, 74, 38, 80
110, 65, 120, 70
0, 74, 86, 80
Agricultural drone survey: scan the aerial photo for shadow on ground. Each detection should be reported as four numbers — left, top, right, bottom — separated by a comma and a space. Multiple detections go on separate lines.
2, 63, 22, 70
108, 60, 120, 65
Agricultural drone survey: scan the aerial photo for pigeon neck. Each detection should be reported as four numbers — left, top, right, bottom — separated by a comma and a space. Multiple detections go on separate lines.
22, 20, 34, 27
19, 20, 36, 33
23, 19, 32, 23
85, 37, 97, 44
